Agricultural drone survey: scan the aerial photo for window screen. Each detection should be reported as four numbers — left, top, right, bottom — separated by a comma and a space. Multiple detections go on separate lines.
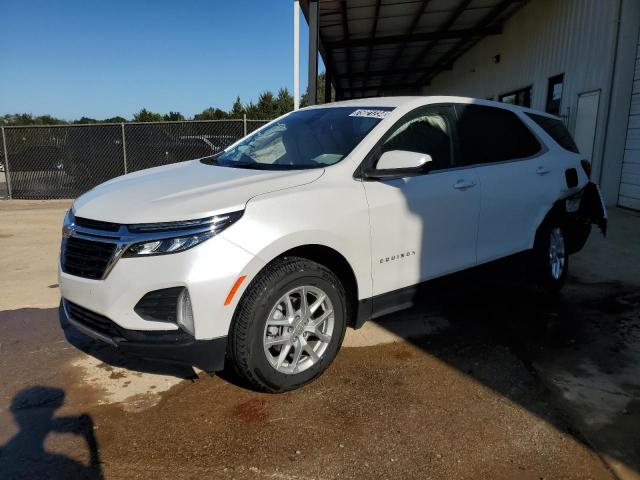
455, 105, 541, 165
546, 74, 564, 115
526, 113, 579, 154
499, 86, 532, 108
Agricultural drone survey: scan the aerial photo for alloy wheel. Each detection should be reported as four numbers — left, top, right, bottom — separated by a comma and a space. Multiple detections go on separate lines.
263, 286, 334, 375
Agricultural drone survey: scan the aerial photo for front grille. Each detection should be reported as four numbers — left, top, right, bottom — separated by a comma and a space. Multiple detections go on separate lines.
74, 216, 120, 232
62, 237, 117, 279
66, 301, 120, 337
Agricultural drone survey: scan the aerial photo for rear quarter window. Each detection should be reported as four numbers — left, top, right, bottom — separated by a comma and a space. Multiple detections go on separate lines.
455, 104, 541, 166
526, 113, 579, 154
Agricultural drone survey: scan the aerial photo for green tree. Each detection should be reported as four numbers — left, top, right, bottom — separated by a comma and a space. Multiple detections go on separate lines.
132, 108, 163, 122
246, 91, 280, 119
194, 107, 228, 120
74, 116, 98, 124
0, 113, 68, 126
229, 96, 245, 118
275, 88, 294, 116
102, 116, 128, 123
163, 111, 185, 121
300, 72, 332, 107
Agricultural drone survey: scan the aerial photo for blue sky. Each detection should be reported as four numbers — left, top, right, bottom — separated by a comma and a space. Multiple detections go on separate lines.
0, 0, 321, 120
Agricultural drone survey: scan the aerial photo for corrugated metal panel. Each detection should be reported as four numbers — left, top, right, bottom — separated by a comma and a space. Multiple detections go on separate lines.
619, 29, 640, 210
423, 0, 619, 182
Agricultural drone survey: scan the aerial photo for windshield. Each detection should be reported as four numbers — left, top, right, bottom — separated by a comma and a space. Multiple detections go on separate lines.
205, 107, 393, 170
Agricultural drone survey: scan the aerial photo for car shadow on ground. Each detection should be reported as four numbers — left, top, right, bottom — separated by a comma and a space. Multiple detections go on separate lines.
56, 257, 639, 476
0, 386, 102, 480
372, 256, 640, 475
58, 304, 198, 380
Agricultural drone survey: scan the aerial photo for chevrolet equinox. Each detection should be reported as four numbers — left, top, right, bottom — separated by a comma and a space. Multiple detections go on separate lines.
59, 97, 606, 392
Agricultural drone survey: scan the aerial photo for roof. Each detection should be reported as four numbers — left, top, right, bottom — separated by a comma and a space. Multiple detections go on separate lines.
300, 0, 529, 100
306, 95, 421, 108
306, 95, 556, 118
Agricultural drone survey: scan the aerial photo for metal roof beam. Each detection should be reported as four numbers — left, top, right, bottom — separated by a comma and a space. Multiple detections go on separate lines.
340, 0, 352, 93
337, 64, 452, 80
396, 0, 473, 85
325, 25, 502, 49
416, 0, 521, 86
361, 0, 381, 96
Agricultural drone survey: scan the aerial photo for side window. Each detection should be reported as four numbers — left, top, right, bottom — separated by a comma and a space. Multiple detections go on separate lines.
455, 104, 541, 166
526, 113, 579, 154
379, 106, 455, 171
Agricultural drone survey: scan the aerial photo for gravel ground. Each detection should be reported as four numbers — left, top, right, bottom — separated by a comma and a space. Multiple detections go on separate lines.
0, 201, 638, 479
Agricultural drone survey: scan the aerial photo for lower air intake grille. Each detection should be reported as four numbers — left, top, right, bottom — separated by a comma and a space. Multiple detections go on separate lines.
66, 301, 120, 337
134, 287, 183, 323
62, 237, 117, 279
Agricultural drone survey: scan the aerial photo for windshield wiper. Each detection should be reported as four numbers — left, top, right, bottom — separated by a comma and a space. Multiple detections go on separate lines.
200, 153, 221, 165
224, 161, 263, 170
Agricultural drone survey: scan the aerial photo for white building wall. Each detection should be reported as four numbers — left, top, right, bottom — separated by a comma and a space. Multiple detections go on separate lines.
619, 35, 640, 210
423, 0, 620, 191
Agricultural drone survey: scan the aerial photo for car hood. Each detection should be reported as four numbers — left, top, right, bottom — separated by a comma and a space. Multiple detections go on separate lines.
73, 159, 324, 223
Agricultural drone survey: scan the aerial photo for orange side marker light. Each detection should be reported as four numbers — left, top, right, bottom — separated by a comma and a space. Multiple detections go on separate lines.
224, 275, 247, 306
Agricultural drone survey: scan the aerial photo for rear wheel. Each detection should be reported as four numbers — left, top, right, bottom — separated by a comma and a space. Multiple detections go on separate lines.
531, 219, 568, 292
227, 256, 347, 392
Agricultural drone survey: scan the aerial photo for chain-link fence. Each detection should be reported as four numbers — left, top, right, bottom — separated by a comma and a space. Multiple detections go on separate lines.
0, 118, 271, 199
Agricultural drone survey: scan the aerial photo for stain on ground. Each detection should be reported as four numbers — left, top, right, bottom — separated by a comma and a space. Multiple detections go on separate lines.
231, 398, 271, 424
1, 273, 639, 479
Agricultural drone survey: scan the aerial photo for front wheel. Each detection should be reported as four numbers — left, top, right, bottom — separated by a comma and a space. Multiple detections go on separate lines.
227, 257, 347, 392
531, 220, 568, 292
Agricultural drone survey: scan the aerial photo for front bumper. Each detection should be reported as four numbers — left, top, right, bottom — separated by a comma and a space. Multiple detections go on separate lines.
61, 299, 227, 371
59, 233, 264, 340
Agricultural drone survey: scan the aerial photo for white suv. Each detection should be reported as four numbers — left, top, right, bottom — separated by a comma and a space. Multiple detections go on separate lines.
59, 96, 606, 392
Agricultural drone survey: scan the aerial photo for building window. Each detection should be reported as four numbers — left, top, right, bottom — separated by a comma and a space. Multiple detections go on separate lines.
499, 86, 532, 108
546, 74, 564, 115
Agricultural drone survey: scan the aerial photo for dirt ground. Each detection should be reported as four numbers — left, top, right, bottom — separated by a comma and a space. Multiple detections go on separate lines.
0, 200, 639, 479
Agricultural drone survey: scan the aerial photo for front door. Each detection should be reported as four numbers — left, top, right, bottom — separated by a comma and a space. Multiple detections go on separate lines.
362, 105, 481, 297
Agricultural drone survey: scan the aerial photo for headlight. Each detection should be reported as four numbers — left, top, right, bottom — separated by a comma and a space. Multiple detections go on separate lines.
123, 211, 243, 257
62, 209, 74, 237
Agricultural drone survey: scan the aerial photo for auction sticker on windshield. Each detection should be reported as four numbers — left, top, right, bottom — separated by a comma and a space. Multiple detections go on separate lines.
349, 109, 391, 119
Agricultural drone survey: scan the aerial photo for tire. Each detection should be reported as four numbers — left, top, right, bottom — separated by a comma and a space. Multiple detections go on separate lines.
530, 217, 568, 293
227, 256, 348, 392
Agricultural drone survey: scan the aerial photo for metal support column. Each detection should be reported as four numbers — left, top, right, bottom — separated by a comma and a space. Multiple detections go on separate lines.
1, 127, 12, 199
308, 0, 319, 105
243, 114, 247, 136
294, 0, 300, 110
121, 123, 128, 174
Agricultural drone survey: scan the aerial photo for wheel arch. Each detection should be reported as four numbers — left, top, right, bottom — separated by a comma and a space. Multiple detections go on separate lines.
532, 199, 568, 247
239, 243, 362, 329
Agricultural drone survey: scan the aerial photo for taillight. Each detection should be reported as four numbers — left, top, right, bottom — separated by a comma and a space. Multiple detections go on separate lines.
580, 159, 592, 179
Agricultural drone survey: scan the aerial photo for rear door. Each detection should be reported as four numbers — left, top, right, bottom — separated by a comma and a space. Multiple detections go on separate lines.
362, 104, 481, 297
454, 104, 557, 263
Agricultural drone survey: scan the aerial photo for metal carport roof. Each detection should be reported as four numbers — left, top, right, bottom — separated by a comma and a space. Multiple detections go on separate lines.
299, 0, 528, 101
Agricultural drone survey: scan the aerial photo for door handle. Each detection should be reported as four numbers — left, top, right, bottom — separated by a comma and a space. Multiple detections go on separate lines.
536, 166, 551, 175
452, 179, 477, 190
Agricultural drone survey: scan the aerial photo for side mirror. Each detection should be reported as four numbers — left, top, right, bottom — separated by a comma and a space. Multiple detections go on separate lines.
376, 150, 432, 170
363, 150, 432, 180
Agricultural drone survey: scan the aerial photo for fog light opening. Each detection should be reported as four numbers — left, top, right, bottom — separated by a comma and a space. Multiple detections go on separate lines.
177, 288, 195, 336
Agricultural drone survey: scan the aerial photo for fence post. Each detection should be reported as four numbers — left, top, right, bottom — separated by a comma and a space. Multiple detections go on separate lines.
243, 114, 247, 137
121, 123, 128, 174
1, 126, 12, 199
